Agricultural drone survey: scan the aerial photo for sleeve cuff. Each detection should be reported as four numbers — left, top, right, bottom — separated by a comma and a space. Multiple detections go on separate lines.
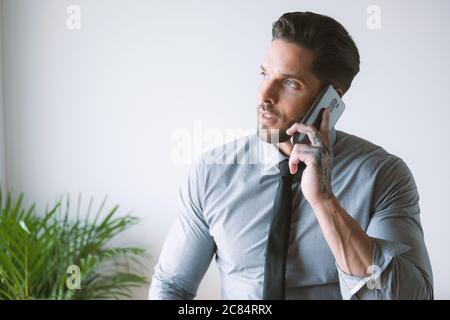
336, 238, 411, 300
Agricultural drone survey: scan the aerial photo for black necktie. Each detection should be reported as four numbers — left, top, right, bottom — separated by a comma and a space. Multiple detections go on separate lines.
262, 159, 300, 300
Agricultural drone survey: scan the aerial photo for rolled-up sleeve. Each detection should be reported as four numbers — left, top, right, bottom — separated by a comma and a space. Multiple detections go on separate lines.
337, 157, 433, 300
148, 163, 216, 300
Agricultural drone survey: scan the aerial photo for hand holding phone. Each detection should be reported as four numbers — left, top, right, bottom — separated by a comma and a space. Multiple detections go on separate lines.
291, 85, 345, 145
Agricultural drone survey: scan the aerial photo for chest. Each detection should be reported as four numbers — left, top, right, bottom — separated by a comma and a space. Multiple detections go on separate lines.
201, 165, 373, 284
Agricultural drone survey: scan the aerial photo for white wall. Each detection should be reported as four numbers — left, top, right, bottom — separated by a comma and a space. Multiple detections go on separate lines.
0, 0, 6, 191
2, 0, 449, 299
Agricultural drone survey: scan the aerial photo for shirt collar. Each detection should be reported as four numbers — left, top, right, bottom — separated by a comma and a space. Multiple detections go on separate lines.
258, 128, 337, 176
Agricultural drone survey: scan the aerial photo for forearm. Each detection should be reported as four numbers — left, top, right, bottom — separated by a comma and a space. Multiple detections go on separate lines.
310, 195, 373, 277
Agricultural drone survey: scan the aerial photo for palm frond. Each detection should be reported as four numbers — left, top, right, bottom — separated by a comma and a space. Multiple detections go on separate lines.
0, 192, 148, 300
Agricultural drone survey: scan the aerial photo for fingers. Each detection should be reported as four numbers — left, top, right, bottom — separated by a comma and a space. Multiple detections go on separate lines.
320, 108, 330, 146
286, 122, 322, 147
288, 143, 320, 174
286, 107, 332, 147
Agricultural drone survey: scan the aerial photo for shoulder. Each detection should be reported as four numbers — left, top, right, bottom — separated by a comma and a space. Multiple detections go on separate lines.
188, 133, 258, 184
334, 130, 418, 208
334, 130, 406, 171
199, 134, 257, 166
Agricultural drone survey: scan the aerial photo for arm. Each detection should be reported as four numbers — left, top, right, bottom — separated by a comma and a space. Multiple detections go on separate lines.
311, 171, 433, 299
332, 158, 433, 299
286, 109, 433, 300
148, 163, 215, 300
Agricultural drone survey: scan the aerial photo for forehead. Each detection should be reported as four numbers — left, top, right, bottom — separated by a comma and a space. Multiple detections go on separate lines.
262, 39, 316, 80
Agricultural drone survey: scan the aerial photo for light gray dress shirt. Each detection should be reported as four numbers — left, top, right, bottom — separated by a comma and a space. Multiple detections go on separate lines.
149, 129, 433, 300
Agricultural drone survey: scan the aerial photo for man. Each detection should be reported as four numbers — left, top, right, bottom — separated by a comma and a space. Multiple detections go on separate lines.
149, 11, 433, 300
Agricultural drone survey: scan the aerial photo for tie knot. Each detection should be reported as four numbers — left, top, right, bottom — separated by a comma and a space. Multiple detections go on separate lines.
278, 159, 291, 177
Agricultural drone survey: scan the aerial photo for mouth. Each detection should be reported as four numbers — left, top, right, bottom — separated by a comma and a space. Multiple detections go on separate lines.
259, 111, 279, 126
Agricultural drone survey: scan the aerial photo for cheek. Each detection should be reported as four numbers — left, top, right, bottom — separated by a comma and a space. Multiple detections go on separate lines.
280, 94, 310, 121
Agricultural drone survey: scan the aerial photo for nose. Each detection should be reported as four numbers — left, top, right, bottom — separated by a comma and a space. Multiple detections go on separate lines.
258, 80, 278, 106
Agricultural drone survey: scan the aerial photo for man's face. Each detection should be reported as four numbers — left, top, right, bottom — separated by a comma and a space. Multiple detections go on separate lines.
257, 39, 322, 143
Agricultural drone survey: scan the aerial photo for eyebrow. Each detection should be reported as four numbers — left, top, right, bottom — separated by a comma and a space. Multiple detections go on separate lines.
260, 65, 306, 84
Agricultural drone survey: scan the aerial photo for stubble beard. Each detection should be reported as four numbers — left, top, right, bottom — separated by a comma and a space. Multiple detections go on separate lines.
257, 118, 295, 144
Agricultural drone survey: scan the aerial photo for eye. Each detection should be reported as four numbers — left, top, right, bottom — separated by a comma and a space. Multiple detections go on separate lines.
260, 71, 269, 80
284, 79, 300, 89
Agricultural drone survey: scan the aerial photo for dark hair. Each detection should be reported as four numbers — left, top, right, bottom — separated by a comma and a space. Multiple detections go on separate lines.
272, 11, 360, 94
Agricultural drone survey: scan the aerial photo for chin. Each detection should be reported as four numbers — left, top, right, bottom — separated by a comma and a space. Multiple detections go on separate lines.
257, 128, 271, 143
257, 126, 290, 144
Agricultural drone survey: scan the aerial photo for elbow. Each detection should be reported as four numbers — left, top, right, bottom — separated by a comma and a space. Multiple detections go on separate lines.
148, 273, 196, 300
392, 259, 434, 300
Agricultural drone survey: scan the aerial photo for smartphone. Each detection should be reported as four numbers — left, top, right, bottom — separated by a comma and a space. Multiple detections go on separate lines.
291, 84, 345, 145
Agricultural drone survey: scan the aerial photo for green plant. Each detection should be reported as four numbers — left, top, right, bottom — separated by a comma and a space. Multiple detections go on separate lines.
0, 192, 148, 300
